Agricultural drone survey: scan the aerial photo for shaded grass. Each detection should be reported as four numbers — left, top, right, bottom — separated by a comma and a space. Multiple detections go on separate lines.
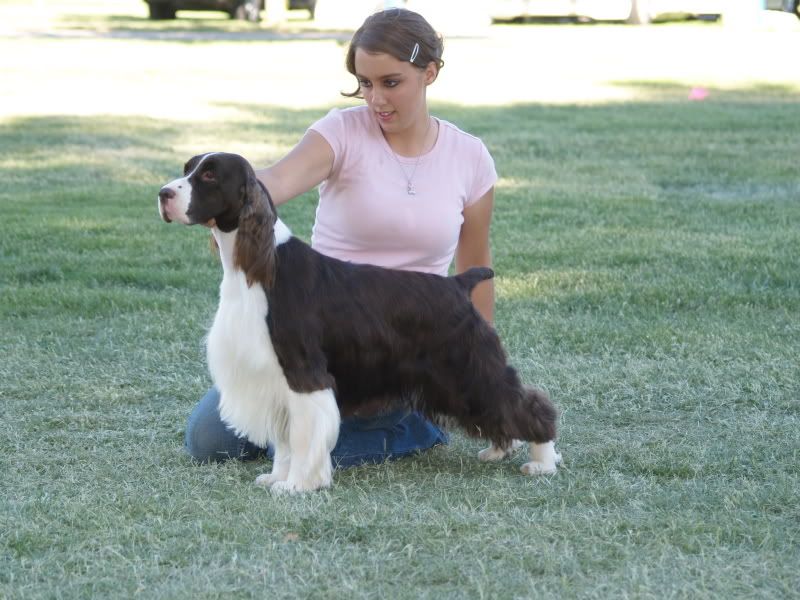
3, 98, 798, 598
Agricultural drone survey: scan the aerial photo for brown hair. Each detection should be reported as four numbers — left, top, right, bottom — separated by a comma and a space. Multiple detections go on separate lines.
343, 8, 444, 98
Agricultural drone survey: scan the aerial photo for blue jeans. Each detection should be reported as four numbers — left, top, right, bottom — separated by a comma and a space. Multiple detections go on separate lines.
185, 388, 448, 468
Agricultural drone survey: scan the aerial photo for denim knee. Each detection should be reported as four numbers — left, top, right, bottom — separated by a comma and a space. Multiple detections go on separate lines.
184, 388, 263, 462
184, 390, 446, 467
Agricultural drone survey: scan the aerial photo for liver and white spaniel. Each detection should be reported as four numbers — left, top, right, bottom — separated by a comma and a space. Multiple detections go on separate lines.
158, 152, 561, 493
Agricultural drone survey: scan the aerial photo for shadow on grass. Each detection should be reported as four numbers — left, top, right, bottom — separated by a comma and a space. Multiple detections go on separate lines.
1, 92, 798, 324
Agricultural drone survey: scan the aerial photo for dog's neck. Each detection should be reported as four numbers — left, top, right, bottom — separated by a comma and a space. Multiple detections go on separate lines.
212, 228, 238, 275
211, 218, 292, 276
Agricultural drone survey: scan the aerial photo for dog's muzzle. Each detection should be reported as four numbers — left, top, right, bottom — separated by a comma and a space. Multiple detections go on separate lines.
158, 187, 176, 223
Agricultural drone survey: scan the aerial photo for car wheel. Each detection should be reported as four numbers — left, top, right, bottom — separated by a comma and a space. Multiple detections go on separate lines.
233, 0, 261, 21
148, 1, 176, 19
627, 0, 652, 24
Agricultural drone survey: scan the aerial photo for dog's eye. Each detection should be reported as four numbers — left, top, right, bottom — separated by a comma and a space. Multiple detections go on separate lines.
201, 170, 216, 182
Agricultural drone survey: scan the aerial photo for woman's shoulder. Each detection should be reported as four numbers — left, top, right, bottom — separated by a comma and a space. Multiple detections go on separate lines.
435, 118, 492, 157
316, 105, 372, 128
311, 105, 375, 144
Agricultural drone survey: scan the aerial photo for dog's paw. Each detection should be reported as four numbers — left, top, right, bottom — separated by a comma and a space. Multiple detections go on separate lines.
522, 441, 562, 475
478, 440, 525, 462
255, 473, 285, 488
520, 460, 558, 476
270, 480, 304, 495
270, 477, 330, 495
478, 445, 507, 462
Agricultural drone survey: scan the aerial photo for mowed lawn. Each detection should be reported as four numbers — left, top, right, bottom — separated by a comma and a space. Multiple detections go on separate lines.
1, 2, 799, 598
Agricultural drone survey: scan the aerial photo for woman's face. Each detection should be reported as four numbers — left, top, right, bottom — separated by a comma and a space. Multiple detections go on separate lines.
354, 48, 437, 136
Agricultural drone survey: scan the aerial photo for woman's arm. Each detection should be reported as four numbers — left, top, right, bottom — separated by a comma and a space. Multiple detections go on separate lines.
255, 130, 335, 206
455, 187, 495, 325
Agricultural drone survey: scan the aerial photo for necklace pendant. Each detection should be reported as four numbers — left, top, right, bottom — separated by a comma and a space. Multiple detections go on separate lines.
407, 184, 416, 195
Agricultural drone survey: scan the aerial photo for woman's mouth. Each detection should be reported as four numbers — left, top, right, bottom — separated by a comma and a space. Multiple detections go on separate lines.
376, 111, 395, 122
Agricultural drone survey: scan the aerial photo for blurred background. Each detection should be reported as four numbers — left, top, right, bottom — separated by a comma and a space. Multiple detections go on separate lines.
100, 0, 800, 30
1, 0, 797, 123
5, 0, 800, 31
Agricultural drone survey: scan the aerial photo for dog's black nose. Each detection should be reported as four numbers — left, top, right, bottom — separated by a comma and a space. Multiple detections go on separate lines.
159, 187, 176, 203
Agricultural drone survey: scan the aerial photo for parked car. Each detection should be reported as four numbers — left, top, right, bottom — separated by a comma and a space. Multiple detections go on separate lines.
144, 0, 317, 21
489, 0, 798, 24
768, 0, 799, 18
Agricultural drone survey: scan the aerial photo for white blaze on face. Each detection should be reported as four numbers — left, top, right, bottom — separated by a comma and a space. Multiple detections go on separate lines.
158, 152, 218, 224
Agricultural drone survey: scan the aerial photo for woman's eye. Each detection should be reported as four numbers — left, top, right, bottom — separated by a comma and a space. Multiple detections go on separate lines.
359, 79, 371, 88
384, 80, 399, 88
201, 170, 216, 182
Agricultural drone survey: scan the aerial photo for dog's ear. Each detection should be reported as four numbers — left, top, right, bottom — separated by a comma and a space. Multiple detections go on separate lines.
234, 173, 277, 289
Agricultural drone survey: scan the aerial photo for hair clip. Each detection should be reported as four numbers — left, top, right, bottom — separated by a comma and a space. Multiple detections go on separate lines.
409, 42, 420, 64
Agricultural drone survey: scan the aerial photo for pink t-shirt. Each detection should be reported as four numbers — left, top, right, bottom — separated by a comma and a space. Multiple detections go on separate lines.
309, 106, 497, 276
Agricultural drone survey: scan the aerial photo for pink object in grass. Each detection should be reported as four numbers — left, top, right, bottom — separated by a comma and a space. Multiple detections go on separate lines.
688, 87, 710, 101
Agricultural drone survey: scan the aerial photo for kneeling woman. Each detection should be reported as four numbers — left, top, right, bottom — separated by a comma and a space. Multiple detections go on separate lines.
185, 8, 497, 467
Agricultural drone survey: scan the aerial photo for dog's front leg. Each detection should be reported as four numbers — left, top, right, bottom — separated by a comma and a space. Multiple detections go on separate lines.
255, 442, 290, 488
270, 389, 340, 494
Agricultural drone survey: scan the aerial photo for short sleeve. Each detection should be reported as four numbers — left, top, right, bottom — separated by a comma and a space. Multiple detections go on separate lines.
466, 141, 497, 207
308, 108, 346, 177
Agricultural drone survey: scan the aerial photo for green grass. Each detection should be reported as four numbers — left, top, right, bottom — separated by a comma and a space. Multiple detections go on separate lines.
2, 2, 799, 598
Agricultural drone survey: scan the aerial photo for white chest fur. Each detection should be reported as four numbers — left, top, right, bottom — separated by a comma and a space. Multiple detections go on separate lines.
205, 223, 340, 492
205, 229, 292, 448
206, 267, 292, 448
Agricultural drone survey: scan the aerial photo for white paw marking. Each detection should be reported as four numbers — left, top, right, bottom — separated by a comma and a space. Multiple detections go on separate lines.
521, 441, 562, 476
270, 480, 302, 495
255, 473, 285, 488
477, 439, 526, 462
520, 461, 558, 475
478, 445, 508, 462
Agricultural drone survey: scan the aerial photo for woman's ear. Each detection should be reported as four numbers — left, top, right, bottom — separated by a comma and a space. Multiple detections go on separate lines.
424, 61, 439, 85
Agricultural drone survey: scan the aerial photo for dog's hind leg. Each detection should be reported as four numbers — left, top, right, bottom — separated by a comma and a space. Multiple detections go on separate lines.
477, 439, 525, 462
492, 383, 562, 475
521, 441, 562, 475
515, 385, 561, 476
271, 388, 340, 494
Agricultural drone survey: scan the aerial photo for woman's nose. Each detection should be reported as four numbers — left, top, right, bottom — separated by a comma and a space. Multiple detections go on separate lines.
368, 88, 384, 106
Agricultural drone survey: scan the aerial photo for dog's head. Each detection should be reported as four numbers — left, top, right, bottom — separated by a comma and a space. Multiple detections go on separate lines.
158, 152, 278, 288
158, 152, 275, 232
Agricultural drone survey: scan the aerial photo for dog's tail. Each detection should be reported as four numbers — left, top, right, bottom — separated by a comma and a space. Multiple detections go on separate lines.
454, 267, 494, 294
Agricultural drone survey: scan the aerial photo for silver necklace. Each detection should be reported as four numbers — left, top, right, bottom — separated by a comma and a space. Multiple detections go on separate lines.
386, 118, 432, 196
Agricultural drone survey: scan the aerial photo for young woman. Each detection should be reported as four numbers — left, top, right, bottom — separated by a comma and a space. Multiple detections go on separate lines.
185, 8, 497, 467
